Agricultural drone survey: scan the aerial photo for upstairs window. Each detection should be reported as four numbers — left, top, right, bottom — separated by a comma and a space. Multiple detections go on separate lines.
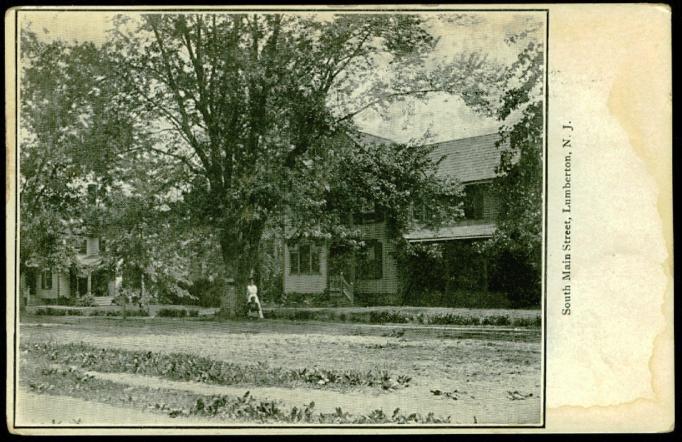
289, 243, 321, 275
412, 201, 427, 224
357, 239, 383, 280
87, 184, 97, 205
77, 238, 88, 255
41, 269, 53, 290
353, 202, 385, 224
463, 184, 486, 220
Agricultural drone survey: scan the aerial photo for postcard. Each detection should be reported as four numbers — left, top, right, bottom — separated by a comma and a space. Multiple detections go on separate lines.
5, 4, 673, 434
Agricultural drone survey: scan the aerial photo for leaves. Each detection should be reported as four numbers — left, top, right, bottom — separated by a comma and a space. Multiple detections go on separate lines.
24, 342, 412, 391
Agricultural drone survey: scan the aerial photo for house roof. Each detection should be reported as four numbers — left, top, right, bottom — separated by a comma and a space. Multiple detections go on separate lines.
357, 131, 504, 184
404, 223, 496, 242
353, 131, 395, 146
426, 133, 504, 183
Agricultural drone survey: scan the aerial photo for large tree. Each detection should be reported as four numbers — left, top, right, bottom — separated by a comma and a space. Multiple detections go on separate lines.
104, 13, 494, 316
21, 13, 516, 314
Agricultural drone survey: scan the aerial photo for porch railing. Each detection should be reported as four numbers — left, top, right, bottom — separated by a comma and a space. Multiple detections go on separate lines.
329, 274, 354, 305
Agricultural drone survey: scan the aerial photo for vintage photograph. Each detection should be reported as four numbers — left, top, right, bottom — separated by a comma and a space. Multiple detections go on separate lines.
12, 7, 545, 429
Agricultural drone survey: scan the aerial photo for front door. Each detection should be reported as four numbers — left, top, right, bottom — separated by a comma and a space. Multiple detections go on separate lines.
329, 243, 354, 285
77, 277, 88, 296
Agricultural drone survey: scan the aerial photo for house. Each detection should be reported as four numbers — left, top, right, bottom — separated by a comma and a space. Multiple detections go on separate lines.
282, 132, 505, 305
21, 184, 122, 306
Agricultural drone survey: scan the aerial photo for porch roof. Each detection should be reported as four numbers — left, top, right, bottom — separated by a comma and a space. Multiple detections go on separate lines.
404, 223, 496, 242
76, 254, 103, 268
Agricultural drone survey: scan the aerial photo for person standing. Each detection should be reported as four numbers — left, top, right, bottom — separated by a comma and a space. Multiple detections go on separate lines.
246, 278, 264, 319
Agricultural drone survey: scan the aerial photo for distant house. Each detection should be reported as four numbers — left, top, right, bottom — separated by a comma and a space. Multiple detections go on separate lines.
282, 132, 505, 305
21, 184, 122, 306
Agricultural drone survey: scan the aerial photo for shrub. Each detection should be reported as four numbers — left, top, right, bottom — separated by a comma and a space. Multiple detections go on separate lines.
429, 314, 480, 326
73, 294, 96, 307
369, 310, 410, 324
157, 308, 198, 318
512, 316, 541, 327
33, 307, 82, 316
481, 315, 511, 326
157, 308, 187, 318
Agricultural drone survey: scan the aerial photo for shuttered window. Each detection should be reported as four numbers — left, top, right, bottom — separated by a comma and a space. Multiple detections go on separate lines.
464, 184, 486, 220
358, 240, 383, 280
289, 244, 321, 275
41, 270, 53, 290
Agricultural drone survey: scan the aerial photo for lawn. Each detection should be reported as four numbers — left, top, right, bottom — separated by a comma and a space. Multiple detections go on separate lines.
16, 315, 542, 426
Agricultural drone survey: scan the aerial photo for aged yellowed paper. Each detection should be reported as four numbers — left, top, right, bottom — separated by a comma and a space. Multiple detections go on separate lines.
5, 4, 672, 434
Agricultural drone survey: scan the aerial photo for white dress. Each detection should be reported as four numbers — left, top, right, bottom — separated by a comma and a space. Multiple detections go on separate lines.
246, 284, 264, 319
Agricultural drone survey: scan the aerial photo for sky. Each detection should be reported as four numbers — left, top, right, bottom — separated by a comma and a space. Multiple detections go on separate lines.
20, 9, 545, 143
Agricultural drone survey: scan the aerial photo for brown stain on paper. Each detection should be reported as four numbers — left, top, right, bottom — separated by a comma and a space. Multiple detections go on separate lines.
604, 49, 673, 430
547, 5, 673, 432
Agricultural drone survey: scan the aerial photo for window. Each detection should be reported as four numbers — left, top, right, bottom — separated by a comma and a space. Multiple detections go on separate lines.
87, 183, 97, 205
289, 244, 321, 275
353, 202, 384, 224
358, 240, 383, 280
41, 270, 53, 290
413, 201, 427, 224
463, 184, 486, 220
99, 238, 106, 253
289, 248, 300, 274
77, 238, 87, 255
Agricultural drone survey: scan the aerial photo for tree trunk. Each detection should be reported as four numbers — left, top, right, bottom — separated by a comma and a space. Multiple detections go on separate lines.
219, 233, 257, 318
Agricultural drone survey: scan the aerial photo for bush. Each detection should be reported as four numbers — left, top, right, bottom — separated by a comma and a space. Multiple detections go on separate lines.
116, 308, 149, 317
157, 308, 198, 318
512, 316, 541, 327
33, 307, 83, 316
369, 310, 410, 324
480, 315, 511, 326
430, 313, 480, 326
73, 294, 96, 307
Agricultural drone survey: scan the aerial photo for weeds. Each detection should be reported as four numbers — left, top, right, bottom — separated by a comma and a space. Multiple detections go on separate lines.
24, 342, 411, 391
25, 360, 447, 424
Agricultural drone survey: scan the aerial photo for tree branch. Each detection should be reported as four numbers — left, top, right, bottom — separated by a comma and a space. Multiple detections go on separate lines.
337, 88, 444, 122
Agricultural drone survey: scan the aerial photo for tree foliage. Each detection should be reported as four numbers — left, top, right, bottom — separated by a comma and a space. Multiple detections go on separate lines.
102, 13, 475, 315
485, 35, 544, 306
19, 13, 543, 311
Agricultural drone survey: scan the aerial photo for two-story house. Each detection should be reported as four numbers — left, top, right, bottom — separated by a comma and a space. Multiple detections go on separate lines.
281, 132, 505, 305
22, 184, 122, 306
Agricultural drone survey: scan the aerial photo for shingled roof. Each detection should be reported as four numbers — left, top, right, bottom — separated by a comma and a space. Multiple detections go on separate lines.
357, 131, 504, 184
352, 132, 396, 146
427, 132, 504, 183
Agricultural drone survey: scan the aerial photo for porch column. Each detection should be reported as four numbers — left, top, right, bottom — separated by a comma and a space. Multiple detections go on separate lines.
87, 271, 92, 295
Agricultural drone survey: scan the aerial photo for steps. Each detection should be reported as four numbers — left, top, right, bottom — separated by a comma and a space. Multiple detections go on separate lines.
93, 296, 114, 306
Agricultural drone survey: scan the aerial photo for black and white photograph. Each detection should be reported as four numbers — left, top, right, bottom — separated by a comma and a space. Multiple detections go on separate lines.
11, 6, 547, 430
